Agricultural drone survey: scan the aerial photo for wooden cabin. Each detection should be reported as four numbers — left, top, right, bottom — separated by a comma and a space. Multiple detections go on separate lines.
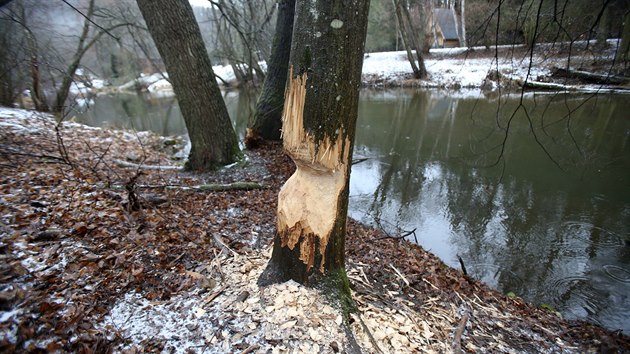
430, 8, 461, 48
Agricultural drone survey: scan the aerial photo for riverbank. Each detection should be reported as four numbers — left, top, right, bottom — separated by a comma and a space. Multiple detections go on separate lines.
1, 107, 629, 352
91, 40, 629, 100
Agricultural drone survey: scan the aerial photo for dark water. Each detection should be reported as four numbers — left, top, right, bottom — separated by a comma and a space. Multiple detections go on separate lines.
74, 89, 630, 333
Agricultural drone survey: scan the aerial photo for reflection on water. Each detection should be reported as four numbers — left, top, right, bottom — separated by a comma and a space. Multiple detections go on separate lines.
72, 90, 254, 141
74, 89, 630, 332
350, 89, 630, 332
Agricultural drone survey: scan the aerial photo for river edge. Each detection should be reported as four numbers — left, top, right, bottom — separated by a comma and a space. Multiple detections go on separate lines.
1, 107, 629, 352
58, 40, 627, 109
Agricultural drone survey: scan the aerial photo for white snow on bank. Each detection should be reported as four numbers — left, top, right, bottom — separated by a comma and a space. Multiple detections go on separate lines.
361, 49, 553, 88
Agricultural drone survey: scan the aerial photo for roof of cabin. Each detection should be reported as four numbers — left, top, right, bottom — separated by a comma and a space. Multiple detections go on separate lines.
433, 8, 459, 40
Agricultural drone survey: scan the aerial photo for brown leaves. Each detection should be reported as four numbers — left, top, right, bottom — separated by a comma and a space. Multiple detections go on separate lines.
2, 112, 627, 352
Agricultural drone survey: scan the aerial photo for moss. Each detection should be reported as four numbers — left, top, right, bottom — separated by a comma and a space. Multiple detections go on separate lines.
321, 267, 358, 318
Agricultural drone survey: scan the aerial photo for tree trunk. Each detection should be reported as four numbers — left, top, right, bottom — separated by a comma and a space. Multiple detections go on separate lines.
11, 2, 49, 111
137, 0, 240, 171
457, 0, 466, 47
259, 0, 370, 286
245, 0, 296, 146
618, 11, 630, 65
394, 0, 428, 79
53, 0, 94, 114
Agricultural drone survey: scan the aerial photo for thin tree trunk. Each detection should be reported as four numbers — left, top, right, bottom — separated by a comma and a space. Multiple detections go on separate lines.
246, 0, 296, 146
458, 0, 466, 47
137, 0, 240, 171
11, 2, 49, 111
53, 0, 94, 114
617, 11, 630, 64
259, 0, 370, 286
394, 0, 428, 79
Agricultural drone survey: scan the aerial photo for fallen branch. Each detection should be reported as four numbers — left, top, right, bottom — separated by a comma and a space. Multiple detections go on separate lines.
113, 158, 183, 170
522, 81, 574, 91
201, 284, 228, 307
522, 80, 630, 93
111, 182, 267, 192
453, 311, 471, 354
190, 182, 267, 191
209, 231, 239, 256
552, 67, 630, 85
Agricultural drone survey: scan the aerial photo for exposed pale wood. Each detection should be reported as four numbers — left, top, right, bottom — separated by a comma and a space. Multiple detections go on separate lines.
277, 69, 352, 272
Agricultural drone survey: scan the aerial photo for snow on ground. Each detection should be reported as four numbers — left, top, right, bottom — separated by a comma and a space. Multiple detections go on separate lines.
130, 49, 580, 95
361, 48, 552, 89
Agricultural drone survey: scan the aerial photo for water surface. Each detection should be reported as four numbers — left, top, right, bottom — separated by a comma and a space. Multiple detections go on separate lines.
74, 89, 630, 332
351, 89, 630, 332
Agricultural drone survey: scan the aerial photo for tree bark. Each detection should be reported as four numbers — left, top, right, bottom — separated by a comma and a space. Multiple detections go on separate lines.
246, 0, 296, 146
259, 0, 370, 286
394, 0, 428, 79
53, 0, 94, 114
457, 0, 466, 47
136, 0, 240, 171
17, 2, 49, 112
618, 11, 630, 64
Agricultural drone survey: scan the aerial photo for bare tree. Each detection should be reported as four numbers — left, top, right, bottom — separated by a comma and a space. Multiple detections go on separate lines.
207, 0, 275, 84
394, 0, 428, 79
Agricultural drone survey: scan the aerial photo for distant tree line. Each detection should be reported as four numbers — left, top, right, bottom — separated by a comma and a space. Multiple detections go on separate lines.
365, 0, 630, 52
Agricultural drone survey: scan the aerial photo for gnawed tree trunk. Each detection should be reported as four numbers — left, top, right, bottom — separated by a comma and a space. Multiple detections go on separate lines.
259, 0, 370, 287
137, 0, 240, 171
245, 0, 296, 146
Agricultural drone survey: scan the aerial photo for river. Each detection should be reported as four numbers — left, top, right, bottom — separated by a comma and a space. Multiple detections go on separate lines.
73, 88, 630, 333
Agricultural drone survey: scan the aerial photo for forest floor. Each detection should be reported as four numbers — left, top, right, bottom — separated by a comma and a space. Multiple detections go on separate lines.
1, 107, 630, 353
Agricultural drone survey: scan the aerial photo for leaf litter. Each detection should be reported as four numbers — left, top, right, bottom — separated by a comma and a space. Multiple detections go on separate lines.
1, 107, 629, 353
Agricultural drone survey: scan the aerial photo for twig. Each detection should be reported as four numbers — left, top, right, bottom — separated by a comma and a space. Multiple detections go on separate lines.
351, 157, 369, 165
210, 231, 239, 256
60, 0, 119, 40
457, 255, 468, 276
453, 311, 471, 354
201, 284, 228, 307
352, 313, 384, 354
371, 228, 417, 241
388, 264, 410, 287
241, 345, 260, 354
